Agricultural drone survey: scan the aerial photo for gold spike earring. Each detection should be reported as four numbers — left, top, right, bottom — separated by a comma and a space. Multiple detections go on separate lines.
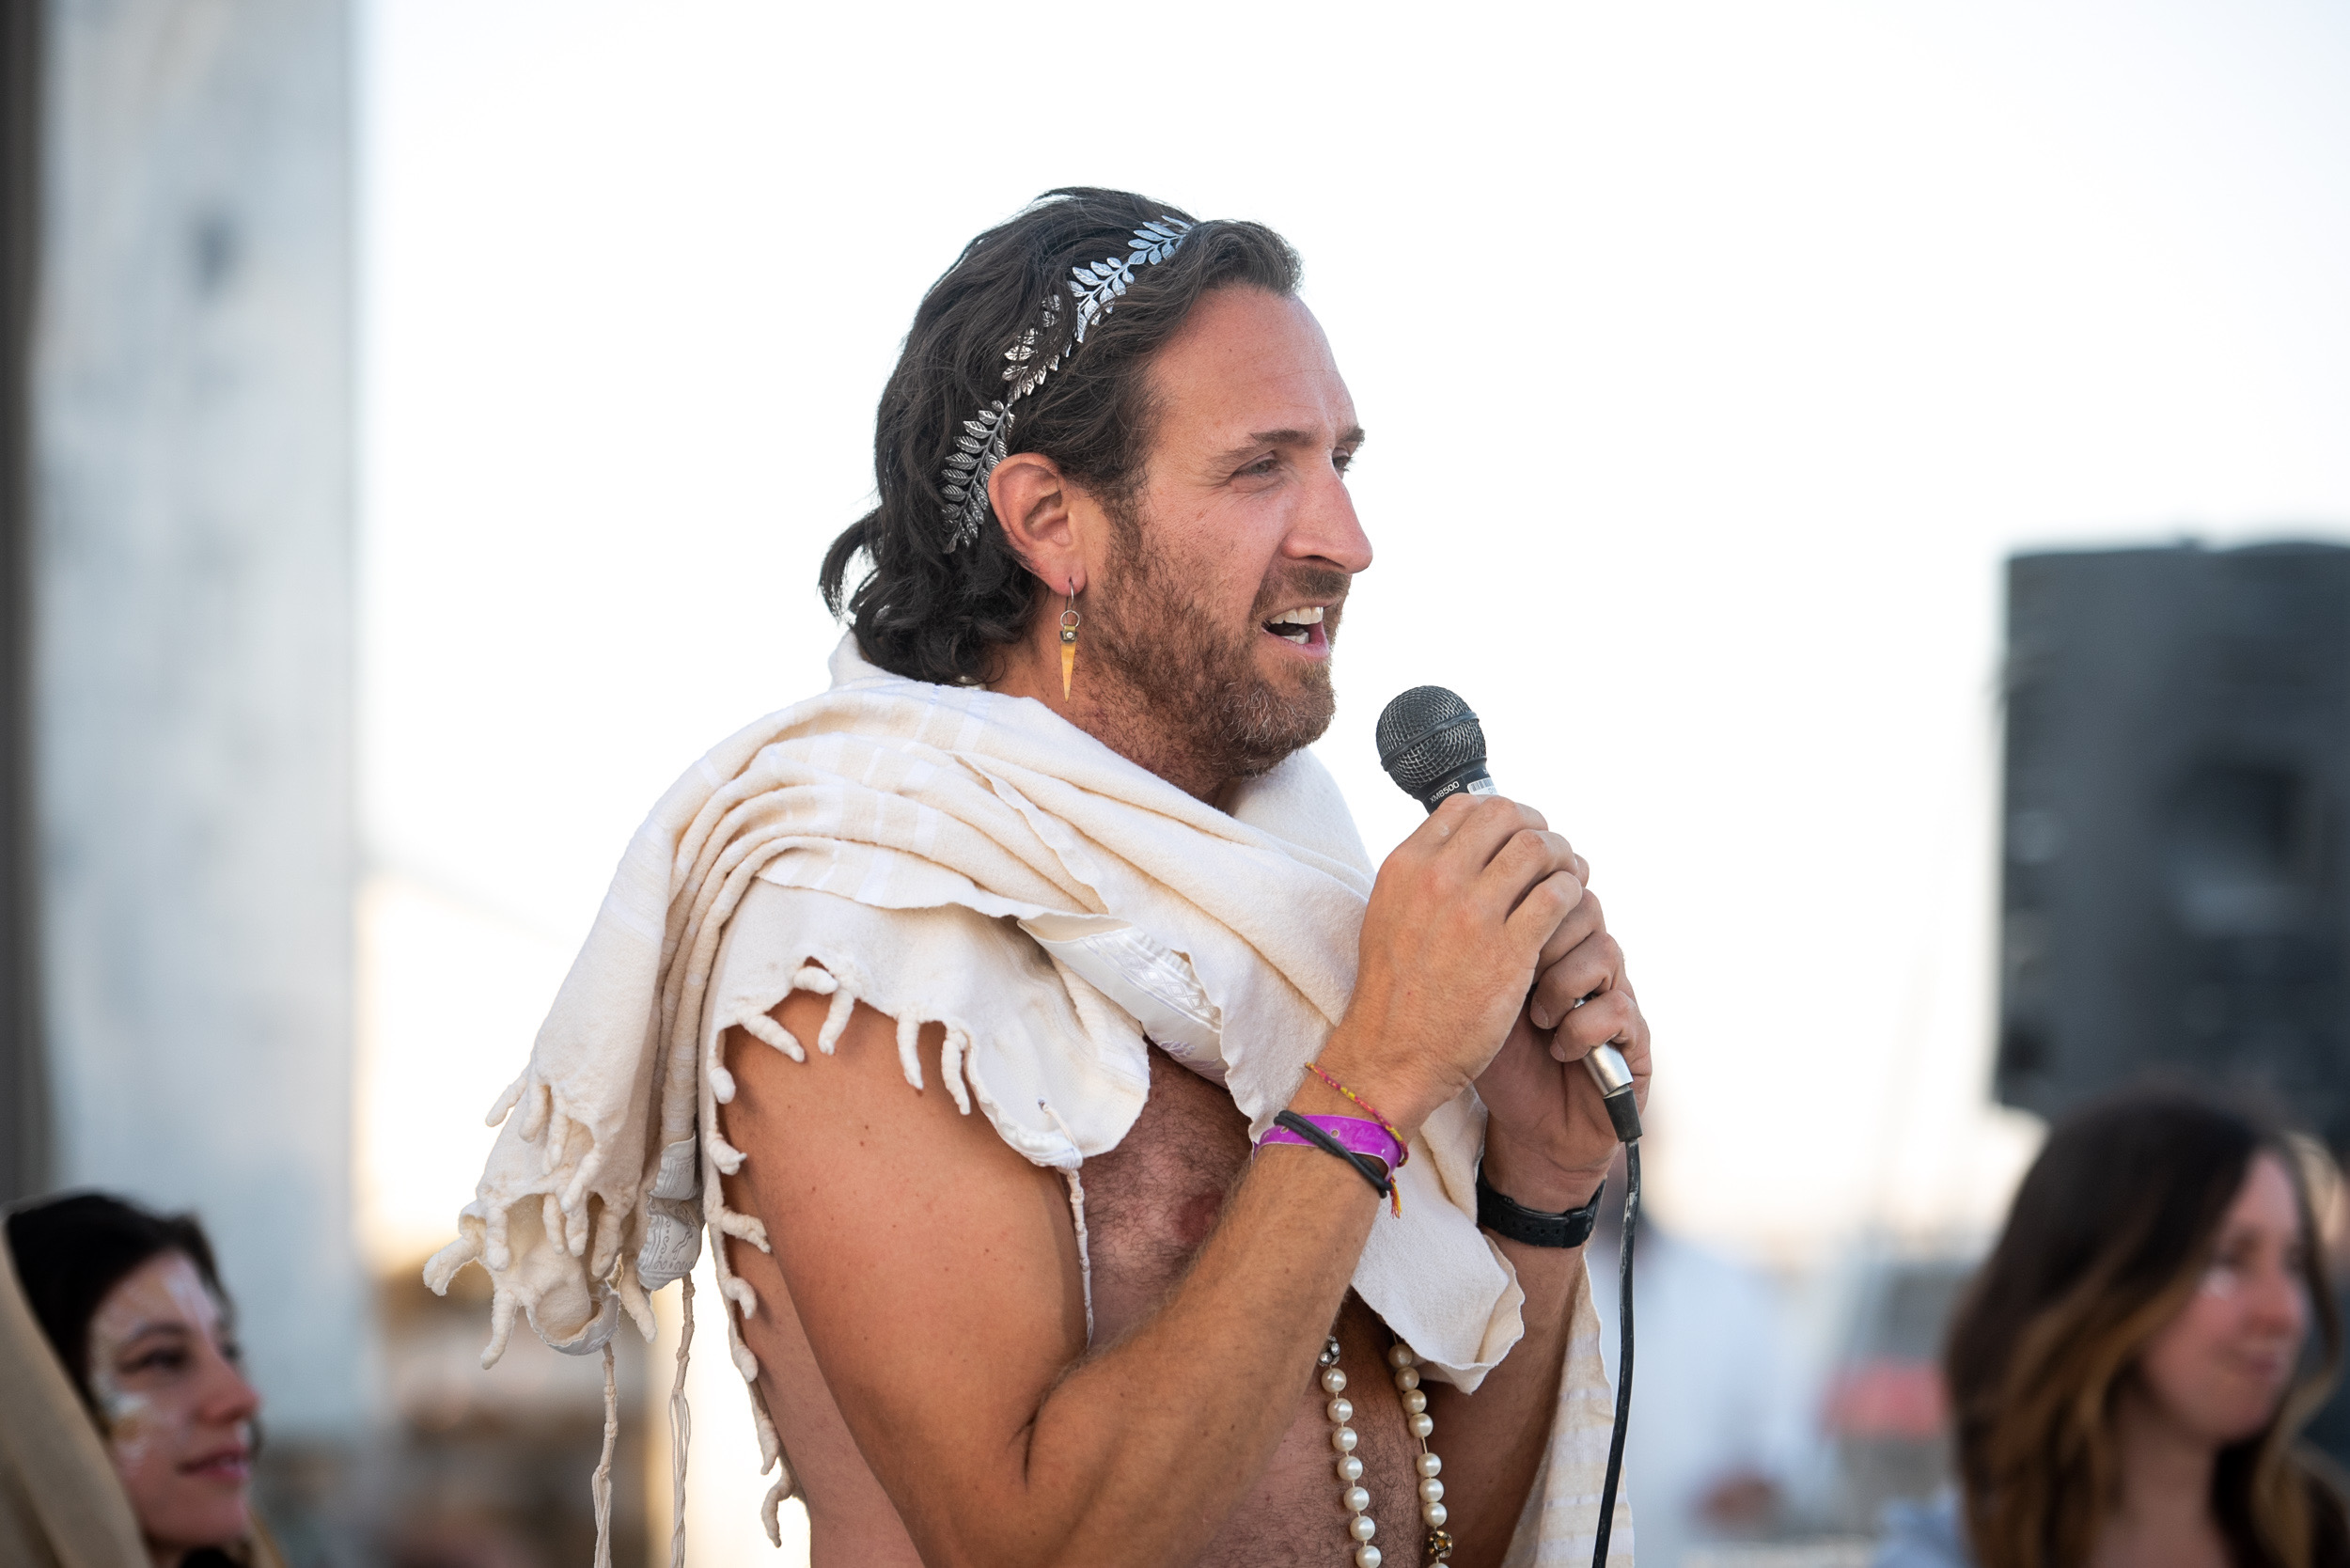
1059, 581, 1081, 700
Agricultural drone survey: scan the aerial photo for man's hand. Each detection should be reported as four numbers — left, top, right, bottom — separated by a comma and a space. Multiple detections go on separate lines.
1476, 866, 1651, 1212
1312, 794, 1593, 1135
1324, 803, 1649, 1567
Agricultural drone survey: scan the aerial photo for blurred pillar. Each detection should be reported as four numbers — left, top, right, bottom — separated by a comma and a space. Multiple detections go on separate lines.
28, 0, 361, 1444
2, 0, 46, 1207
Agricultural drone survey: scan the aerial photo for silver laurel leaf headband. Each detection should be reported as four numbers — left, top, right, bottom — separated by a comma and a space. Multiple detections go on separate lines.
939, 217, 1194, 551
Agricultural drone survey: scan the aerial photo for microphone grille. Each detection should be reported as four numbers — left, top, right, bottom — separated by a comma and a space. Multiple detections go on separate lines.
1376, 686, 1486, 799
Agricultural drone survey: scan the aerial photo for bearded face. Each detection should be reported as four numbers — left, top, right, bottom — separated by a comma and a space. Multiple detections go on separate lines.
1086, 497, 1348, 786
987, 287, 1370, 801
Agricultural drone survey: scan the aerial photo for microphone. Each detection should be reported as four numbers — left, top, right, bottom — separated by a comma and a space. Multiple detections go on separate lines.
1376, 686, 1642, 1144
1371, 685, 1498, 808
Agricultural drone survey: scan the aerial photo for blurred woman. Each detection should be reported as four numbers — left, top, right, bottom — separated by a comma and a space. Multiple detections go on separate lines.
1877, 1089, 2349, 1568
1, 1193, 278, 1568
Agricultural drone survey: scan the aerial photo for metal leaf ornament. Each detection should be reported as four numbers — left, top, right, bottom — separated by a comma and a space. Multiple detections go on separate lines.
938, 217, 1192, 551
941, 400, 1013, 549
1070, 219, 1190, 345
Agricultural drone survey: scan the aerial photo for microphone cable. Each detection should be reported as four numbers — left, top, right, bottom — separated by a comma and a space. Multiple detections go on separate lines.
1592, 1139, 1636, 1567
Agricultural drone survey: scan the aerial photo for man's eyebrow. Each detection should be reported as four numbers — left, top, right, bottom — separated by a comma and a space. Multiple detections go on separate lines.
1212, 426, 1369, 465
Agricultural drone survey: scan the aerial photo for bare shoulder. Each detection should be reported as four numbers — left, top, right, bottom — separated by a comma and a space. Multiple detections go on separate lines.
716, 988, 1086, 1549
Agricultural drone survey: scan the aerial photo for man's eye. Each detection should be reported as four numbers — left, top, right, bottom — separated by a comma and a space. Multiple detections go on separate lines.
130, 1348, 190, 1373
1333, 448, 1357, 475
1241, 455, 1280, 478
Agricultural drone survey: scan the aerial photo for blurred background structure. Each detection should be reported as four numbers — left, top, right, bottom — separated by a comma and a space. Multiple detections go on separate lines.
6, 1, 2350, 1564
1998, 544, 2350, 1139
8, 0, 369, 1556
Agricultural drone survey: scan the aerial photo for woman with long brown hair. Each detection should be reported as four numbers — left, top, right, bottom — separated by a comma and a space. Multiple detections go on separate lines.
1876, 1089, 2349, 1568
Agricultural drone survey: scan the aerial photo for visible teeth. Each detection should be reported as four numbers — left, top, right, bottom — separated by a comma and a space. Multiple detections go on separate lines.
1267, 606, 1324, 626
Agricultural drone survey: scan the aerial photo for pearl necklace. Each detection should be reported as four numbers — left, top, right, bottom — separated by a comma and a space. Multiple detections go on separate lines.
1318, 1336, 1453, 1566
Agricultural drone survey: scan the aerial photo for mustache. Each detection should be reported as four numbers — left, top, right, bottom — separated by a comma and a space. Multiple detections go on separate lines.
1251, 565, 1354, 620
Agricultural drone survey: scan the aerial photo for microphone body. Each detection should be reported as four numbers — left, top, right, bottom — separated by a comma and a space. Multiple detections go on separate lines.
1375, 687, 1642, 1143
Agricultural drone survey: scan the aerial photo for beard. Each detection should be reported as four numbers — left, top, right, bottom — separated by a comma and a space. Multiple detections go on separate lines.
1084, 507, 1347, 787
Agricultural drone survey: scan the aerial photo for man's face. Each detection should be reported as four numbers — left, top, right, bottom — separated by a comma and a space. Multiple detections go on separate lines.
1086, 287, 1371, 784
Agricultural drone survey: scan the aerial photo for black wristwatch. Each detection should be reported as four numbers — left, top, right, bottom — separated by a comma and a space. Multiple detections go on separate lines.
1475, 1164, 1605, 1248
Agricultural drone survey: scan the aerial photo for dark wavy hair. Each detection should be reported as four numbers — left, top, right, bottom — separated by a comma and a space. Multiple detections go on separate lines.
819, 188, 1302, 687
6, 1190, 232, 1414
1946, 1089, 2347, 1568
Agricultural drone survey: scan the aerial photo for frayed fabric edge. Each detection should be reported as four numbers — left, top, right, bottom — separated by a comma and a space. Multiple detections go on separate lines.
689, 948, 1097, 1545
446, 941, 1110, 1554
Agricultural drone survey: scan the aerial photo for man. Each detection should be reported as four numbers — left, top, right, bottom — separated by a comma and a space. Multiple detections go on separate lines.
432, 188, 1651, 1568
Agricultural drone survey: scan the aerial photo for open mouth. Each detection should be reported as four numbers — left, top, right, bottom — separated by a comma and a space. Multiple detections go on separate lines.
1261, 604, 1329, 651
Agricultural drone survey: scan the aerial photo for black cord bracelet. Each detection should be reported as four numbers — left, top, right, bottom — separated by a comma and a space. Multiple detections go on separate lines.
1270, 1110, 1394, 1202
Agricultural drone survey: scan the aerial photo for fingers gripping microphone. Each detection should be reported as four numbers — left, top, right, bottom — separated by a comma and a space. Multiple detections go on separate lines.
1375, 687, 1642, 1144
1379, 686, 1639, 1568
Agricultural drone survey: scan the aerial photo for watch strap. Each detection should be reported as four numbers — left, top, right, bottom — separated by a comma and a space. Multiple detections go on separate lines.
1475, 1163, 1604, 1248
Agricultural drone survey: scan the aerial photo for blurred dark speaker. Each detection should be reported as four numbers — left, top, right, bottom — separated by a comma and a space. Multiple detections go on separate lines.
1998, 541, 2350, 1146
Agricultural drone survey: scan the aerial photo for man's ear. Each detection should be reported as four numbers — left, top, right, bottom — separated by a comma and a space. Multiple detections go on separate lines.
990, 452, 1085, 594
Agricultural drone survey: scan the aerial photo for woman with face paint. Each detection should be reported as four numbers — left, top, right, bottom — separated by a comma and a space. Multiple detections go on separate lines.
1, 1193, 282, 1568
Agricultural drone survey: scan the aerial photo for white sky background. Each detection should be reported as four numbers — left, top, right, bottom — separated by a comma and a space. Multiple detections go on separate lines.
356, 0, 2350, 1311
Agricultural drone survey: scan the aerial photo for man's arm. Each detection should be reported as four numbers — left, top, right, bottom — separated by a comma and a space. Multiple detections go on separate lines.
1418, 887, 1653, 1568
725, 993, 1379, 1568
718, 794, 1593, 1568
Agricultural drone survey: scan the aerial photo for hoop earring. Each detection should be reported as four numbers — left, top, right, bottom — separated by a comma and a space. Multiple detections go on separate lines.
1059, 583, 1081, 700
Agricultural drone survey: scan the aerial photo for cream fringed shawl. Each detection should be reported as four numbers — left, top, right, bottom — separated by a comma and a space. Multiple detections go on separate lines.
427, 635, 1632, 1563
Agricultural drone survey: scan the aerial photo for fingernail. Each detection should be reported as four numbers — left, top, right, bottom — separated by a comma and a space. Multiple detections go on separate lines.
1529, 1008, 1551, 1029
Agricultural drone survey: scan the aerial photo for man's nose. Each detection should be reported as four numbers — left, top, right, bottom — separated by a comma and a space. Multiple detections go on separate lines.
1286, 463, 1372, 575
